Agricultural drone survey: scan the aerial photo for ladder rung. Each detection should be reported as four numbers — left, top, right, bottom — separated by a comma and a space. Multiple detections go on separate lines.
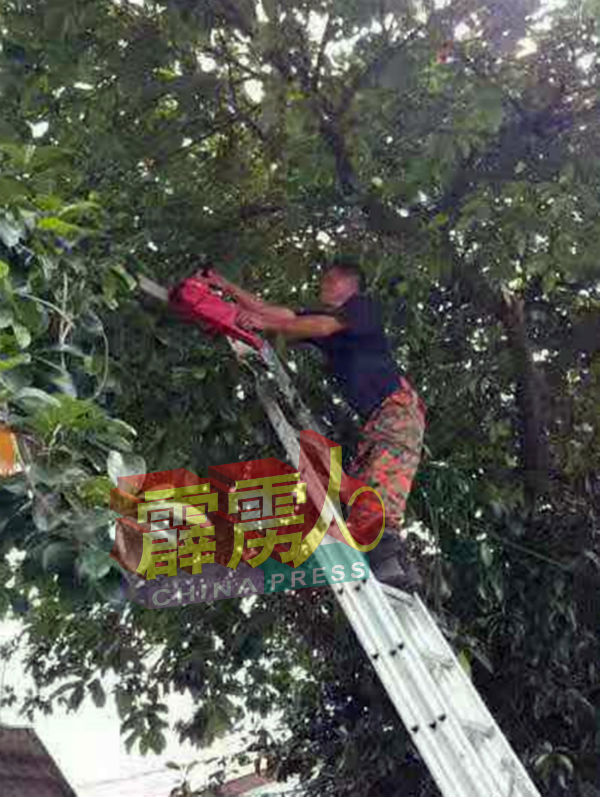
380, 584, 417, 605
462, 720, 496, 742
423, 652, 456, 671
498, 757, 543, 797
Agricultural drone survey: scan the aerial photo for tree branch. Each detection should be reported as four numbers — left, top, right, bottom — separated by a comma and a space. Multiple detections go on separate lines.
438, 235, 550, 506
312, 14, 334, 92
336, 26, 423, 117
498, 292, 550, 507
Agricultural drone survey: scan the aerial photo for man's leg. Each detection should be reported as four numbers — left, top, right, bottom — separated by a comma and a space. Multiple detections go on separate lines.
347, 383, 425, 589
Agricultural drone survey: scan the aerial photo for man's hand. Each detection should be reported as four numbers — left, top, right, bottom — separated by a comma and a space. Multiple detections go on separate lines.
237, 311, 345, 339
192, 268, 297, 324
237, 310, 264, 331
198, 269, 233, 294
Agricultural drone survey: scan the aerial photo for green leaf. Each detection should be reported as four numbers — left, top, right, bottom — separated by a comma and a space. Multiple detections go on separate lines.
0, 354, 30, 372
50, 368, 77, 397
0, 142, 30, 167
37, 217, 83, 238
124, 732, 138, 754
111, 264, 137, 291
0, 177, 28, 203
262, 0, 278, 20
80, 310, 103, 336
50, 681, 82, 700
115, 687, 134, 720
0, 308, 13, 329
31, 145, 74, 172
490, 571, 504, 603
36, 195, 64, 212
115, 688, 133, 720
15, 387, 60, 411
88, 678, 106, 708
33, 492, 66, 532
0, 260, 9, 280
109, 419, 138, 438
430, 212, 449, 229
148, 729, 167, 755
58, 200, 102, 222
77, 476, 112, 507
107, 450, 146, 485
457, 649, 472, 679
0, 218, 23, 247
30, 464, 87, 489
78, 548, 111, 581
12, 323, 31, 349
480, 541, 493, 568
42, 541, 77, 573
68, 682, 85, 712
556, 753, 574, 776
378, 50, 411, 91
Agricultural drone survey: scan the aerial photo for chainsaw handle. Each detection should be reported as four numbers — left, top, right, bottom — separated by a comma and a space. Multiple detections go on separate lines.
193, 267, 235, 298
191, 267, 212, 281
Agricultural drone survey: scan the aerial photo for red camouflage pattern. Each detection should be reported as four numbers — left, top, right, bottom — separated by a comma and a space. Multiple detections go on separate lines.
345, 379, 426, 545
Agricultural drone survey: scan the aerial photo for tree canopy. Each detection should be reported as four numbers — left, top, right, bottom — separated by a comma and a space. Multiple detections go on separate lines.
0, 0, 599, 795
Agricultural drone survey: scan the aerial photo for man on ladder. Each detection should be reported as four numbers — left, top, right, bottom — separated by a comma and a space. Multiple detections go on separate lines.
203, 257, 426, 591
136, 270, 542, 797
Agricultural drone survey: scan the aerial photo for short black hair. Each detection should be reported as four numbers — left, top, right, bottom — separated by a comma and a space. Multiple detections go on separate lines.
324, 256, 366, 290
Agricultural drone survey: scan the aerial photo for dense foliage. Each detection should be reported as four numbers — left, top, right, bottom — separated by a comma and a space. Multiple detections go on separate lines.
1, 0, 599, 795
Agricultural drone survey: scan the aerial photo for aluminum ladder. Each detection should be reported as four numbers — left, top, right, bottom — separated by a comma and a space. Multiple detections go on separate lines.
138, 275, 542, 797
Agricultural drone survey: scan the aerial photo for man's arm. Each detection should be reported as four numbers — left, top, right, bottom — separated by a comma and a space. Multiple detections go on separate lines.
205, 270, 295, 324
204, 270, 347, 339
240, 310, 346, 340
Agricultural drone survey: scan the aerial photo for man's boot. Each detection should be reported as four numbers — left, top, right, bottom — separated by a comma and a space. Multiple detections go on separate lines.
369, 529, 422, 592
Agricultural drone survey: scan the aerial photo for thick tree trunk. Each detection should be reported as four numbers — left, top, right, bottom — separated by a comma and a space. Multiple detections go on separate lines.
259, 30, 556, 509
499, 293, 549, 507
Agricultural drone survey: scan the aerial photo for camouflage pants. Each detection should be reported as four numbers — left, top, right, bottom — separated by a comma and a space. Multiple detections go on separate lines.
347, 380, 425, 544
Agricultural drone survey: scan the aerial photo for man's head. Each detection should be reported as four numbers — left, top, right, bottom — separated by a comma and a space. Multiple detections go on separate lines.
319, 258, 364, 308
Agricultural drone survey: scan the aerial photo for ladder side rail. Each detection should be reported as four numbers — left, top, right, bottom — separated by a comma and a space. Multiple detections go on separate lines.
254, 372, 450, 724
410, 596, 542, 797
258, 343, 320, 434
332, 581, 486, 797
392, 599, 522, 797
249, 359, 506, 797
138, 275, 169, 302
347, 581, 509, 797
385, 574, 541, 796
250, 383, 441, 728
254, 383, 301, 464
333, 579, 506, 797
332, 560, 444, 728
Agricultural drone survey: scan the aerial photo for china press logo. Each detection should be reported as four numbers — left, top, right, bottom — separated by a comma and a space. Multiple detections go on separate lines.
110, 430, 385, 608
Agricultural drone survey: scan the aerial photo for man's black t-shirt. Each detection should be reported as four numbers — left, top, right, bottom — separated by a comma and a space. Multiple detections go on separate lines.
301, 294, 402, 421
